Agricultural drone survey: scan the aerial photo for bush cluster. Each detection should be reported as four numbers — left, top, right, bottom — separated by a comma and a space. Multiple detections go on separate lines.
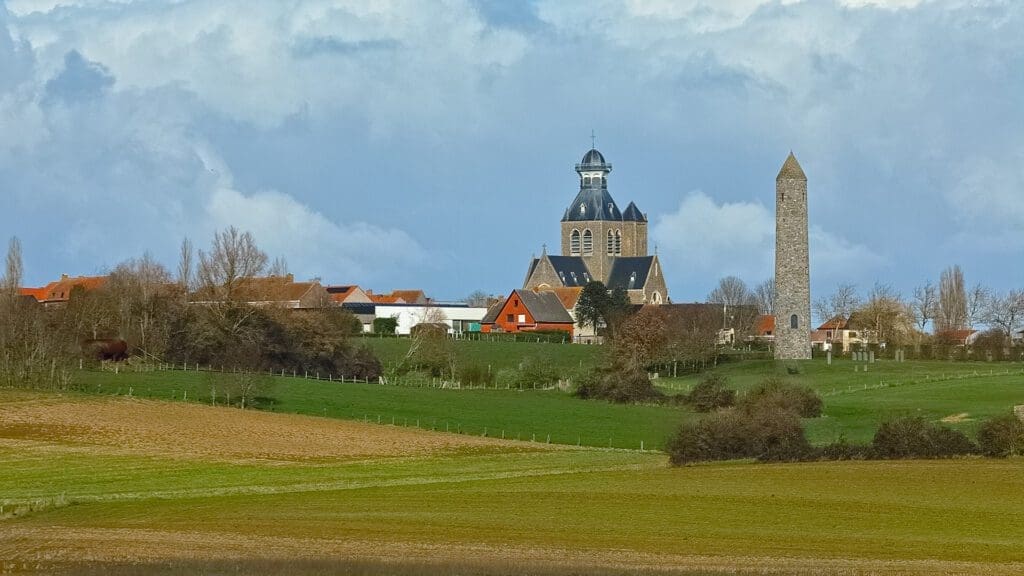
976, 412, 1024, 457
668, 379, 822, 464
871, 416, 976, 459
169, 305, 381, 380
738, 378, 822, 418
574, 366, 664, 404
684, 375, 735, 413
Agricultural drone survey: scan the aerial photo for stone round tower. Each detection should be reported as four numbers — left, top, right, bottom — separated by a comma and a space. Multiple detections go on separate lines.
774, 152, 811, 360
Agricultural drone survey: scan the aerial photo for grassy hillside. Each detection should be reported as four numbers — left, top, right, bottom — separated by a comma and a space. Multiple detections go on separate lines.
69, 354, 1024, 449
357, 336, 601, 375
72, 369, 687, 450
2, 392, 1023, 574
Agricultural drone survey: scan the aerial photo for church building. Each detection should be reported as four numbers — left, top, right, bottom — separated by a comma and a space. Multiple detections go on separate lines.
523, 148, 669, 305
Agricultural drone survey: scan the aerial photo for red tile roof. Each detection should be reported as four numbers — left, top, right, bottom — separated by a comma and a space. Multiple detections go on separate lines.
755, 314, 775, 335
817, 316, 848, 331
21, 275, 108, 303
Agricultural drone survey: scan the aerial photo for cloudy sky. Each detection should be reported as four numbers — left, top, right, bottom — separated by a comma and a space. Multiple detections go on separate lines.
1, 0, 1021, 303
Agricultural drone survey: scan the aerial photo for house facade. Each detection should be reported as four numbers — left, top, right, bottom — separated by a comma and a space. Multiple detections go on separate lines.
481, 290, 575, 337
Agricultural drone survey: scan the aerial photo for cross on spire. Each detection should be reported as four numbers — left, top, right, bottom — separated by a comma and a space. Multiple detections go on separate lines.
590, 130, 596, 149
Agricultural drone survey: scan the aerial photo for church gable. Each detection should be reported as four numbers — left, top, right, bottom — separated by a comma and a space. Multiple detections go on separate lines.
524, 254, 593, 289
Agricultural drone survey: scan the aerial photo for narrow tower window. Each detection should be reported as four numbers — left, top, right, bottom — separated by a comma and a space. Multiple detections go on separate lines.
790, 314, 799, 329
570, 230, 581, 255
607, 230, 614, 255
614, 230, 622, 254
582, 230, 593, 255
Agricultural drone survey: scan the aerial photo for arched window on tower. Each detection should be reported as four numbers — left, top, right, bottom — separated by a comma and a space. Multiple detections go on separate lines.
614, 229, 622, 254
790, 314, 799, 329
606, 230, 615, 255
570, 230, 581, 255
584, 176, 591, 186
582, 230, 593, 255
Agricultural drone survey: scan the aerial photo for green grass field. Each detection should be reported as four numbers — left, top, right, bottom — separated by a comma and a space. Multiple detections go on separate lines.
357, 336, 601, 375
71, 353, 1024, 449
2, 394, 1023, 575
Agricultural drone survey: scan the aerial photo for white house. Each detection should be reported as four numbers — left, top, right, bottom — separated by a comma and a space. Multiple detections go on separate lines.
369, 304, 489, 335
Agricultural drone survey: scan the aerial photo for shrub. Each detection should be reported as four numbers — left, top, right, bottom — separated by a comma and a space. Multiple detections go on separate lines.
747, 407, 813, 462
818, 437, 872, 460
372, 317, 398, 335
739, 378, 823, 418
871, 416, 976, 459
666, 406, 810, 465
574, 366, 664, 404
686, 374, 736, 412
977, 412, 1024, 457
457, 363, 495, 387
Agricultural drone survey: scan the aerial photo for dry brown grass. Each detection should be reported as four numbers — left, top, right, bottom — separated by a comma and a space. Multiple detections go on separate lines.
0, 391, 539, 462
3, 526, 1022, 576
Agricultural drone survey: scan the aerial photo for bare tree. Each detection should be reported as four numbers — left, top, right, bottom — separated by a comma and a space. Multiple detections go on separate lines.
936, 265, 967, 332
106, 253, 176, 357
966, 282, 990, 329
464, 290, 493, 308
813, 283, 860, 324
197, 227, 268, 301
851, 283, 913, 347
983, 289, 1024, 338
707, 276, 756, 307
177, 237, 193, 293
911, 281, 937, 332
3, 237, 22, 297
267, 256, 289, 277
754, 277, 775, 315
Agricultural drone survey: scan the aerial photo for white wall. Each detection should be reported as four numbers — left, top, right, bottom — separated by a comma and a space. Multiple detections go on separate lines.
374, 305, 489, 335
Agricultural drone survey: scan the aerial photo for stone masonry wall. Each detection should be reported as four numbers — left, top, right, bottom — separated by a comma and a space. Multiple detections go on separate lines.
774, 171, 812, 360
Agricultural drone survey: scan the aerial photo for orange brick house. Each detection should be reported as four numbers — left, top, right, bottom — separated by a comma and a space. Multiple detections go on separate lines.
480, 289, 574, 337
20, 274, 108, 306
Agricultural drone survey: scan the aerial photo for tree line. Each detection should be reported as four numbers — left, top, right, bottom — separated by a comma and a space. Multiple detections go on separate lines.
0, 228, 381, 392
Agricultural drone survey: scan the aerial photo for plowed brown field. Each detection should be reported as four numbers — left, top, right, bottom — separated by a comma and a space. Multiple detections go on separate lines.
0, 392, 532, 462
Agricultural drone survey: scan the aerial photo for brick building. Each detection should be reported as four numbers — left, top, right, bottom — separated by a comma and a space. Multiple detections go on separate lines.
522, 148, 668, 305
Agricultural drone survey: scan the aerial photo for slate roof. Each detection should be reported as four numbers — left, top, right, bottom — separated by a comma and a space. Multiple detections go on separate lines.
579, 148, 607, 168
546, 256, 592, 287
606, 257, 654, 291
777, 152, 806, 181
562, 186, 622, 222
481, 300, 504, 324
514, 290, 574, 324
342, 302, 377, 316
622, 201, 646, 222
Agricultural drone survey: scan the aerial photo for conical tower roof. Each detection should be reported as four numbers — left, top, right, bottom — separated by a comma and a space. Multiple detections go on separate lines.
776, 152, 806, 181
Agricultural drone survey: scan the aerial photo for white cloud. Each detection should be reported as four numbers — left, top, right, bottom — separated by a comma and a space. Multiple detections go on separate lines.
653, 191, 887, 294
652, 191, 775, 282
8, 0, 529, 131
206, 186, 426, 283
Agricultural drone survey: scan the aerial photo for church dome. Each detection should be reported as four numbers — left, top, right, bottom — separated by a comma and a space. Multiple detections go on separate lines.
580, 148, 606, 166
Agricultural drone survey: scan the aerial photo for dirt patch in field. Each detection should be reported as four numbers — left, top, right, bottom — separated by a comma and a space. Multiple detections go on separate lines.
1, 526, 1021, 576
0, 393, 538, 462
941, 413, 972, 423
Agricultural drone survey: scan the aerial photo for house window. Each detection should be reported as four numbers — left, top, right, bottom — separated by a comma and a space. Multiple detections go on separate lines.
790, 314, 799, 329
570, 230, 581, 255
518, 314, 526, 323
582, 230, 593, 255
513, 299, 519, 308
506, 314, 514, 323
